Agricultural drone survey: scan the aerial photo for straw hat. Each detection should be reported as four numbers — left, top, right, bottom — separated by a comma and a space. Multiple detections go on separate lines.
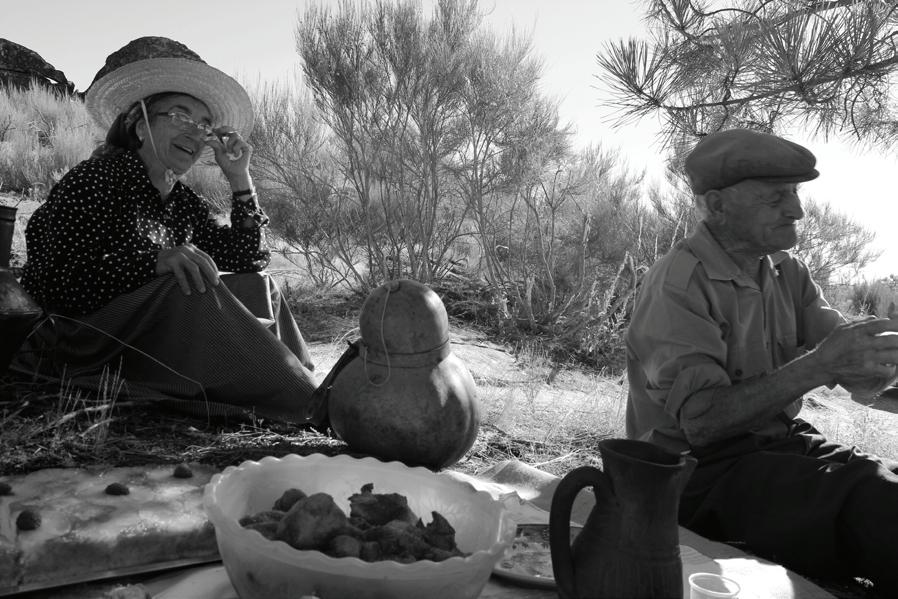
85, 36, 253, 137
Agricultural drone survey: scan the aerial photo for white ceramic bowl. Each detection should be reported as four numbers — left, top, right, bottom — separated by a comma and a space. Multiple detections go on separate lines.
203, 453, 515, 599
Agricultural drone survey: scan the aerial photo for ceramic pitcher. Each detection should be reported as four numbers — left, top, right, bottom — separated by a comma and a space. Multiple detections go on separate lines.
549, 438, 697, 599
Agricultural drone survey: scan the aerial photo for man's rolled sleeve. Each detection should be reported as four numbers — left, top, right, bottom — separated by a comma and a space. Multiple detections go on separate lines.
643, 279, 732, 393
627, 268, 734, 450
663, 358, 731, 422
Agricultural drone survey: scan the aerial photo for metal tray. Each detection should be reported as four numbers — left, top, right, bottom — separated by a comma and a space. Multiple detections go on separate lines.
0, 555, 221, 597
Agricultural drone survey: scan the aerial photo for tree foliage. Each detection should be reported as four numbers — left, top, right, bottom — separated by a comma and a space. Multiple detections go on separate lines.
597, 0, 898, 147
448, 28, 575, 325
794, 196, 882, 283
247, 80, 360, 290
595, 0, 889, 284
290, 0, 652, 367
297, 0, 481, 288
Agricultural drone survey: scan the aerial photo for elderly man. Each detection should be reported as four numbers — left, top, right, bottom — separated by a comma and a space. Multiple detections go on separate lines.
626, 128, 898, 593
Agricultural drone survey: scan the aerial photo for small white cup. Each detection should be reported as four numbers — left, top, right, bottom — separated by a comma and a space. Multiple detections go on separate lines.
688, 572, 741, 599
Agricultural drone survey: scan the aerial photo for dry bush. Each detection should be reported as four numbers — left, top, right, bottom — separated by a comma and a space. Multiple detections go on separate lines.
182, 161, 233, 212
244, 79, 364, 292
847, 278, 898, 317
0, 83, 98, 198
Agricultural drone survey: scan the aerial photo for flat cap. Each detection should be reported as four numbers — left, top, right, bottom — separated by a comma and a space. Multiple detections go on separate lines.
684, 129, 819, 195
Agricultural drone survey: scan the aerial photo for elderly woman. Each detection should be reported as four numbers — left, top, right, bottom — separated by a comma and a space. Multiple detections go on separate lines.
13, 37, 323, 424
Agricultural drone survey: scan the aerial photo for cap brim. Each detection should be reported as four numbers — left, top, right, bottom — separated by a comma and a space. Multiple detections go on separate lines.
85, 57, 253, 137
754, 170, 820, 185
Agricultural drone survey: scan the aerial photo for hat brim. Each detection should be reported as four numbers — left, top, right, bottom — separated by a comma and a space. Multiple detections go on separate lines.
754, 170, 820, 185
85, 57, 253, 138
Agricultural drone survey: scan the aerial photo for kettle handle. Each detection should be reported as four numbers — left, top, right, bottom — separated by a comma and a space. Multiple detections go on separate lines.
549, 466, 612, 599
303, 340, 360, 422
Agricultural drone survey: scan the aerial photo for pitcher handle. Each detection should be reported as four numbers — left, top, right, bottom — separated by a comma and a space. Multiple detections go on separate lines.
549, 466, 612, 599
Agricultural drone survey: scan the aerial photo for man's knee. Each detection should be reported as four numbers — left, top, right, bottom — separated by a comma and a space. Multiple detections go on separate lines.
837, 462, 898, 594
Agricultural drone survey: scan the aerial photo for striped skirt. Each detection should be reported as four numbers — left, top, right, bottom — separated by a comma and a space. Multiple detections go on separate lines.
10, 273, 324, 424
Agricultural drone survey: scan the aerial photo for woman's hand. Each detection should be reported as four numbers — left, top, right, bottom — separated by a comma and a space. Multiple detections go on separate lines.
206, 127, 253, 187
155, 244, 220, 295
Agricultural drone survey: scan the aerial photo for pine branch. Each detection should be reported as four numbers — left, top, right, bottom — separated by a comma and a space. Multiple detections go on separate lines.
653, 54, 898, 113
600, 1, 898, 143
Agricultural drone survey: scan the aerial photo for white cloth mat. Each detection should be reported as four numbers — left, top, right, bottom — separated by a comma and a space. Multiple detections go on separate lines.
143, 460, 834, 599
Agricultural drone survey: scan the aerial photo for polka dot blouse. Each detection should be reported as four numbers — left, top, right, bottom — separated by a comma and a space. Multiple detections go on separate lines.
21, 150, 271, 316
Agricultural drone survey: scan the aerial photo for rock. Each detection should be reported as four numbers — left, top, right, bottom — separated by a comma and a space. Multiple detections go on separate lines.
102, 584, 152, 599
172, 463, 193, 478
0, 38, 74, 95
16, 509, 40, 531
104, 482, 130, 496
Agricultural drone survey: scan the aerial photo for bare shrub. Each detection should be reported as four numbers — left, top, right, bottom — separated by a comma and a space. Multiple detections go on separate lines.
794, 199, 882, 290
850, 278, 898, 317
246, 78, 362, 292
297, 0, 485, 290
182, 162, 232, 213
464, 143, 649, 370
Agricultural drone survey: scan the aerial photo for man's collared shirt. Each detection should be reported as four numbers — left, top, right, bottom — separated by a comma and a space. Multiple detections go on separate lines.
625, 222, 844, 453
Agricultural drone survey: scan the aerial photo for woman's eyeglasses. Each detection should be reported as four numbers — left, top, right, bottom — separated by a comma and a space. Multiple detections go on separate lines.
156, 111, 215, 138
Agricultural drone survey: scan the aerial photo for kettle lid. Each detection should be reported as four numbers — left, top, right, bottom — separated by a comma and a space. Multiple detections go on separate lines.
359, 279, 449, 354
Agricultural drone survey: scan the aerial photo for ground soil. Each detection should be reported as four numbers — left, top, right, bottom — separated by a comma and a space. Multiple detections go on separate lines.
0, 304, 536, 478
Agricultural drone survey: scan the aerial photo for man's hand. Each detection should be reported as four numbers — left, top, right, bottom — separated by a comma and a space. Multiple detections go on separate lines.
814, 316, 898, 389
681, 313, 898, 446
155, 244, 220, 295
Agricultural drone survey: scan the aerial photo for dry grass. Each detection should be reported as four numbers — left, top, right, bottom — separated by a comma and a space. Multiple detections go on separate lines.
802, 385, 898, 460
0, 309, 624, 479
459, 346, 629, 478
4, 293, 895, 482
0, 372, 348, 475
0, 279, 638, 485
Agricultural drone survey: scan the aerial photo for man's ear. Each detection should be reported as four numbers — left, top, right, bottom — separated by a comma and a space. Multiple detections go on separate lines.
703, 189, 727, 221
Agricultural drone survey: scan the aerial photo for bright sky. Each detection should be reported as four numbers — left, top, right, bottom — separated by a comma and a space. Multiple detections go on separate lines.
7, 0, 898, 279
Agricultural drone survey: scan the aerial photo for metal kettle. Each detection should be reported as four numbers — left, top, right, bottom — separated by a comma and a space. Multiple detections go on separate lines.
0, 205, 41, 371
324, 279, 480, 470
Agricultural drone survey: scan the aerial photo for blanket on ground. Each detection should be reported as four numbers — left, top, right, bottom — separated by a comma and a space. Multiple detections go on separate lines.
141, 459, 833, 599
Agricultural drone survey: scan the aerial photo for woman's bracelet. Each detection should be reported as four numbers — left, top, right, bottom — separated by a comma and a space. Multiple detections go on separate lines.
232, 187, 256, 201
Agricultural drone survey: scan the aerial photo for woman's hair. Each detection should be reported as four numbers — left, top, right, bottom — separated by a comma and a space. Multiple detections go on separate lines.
89, 92, 183, 159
